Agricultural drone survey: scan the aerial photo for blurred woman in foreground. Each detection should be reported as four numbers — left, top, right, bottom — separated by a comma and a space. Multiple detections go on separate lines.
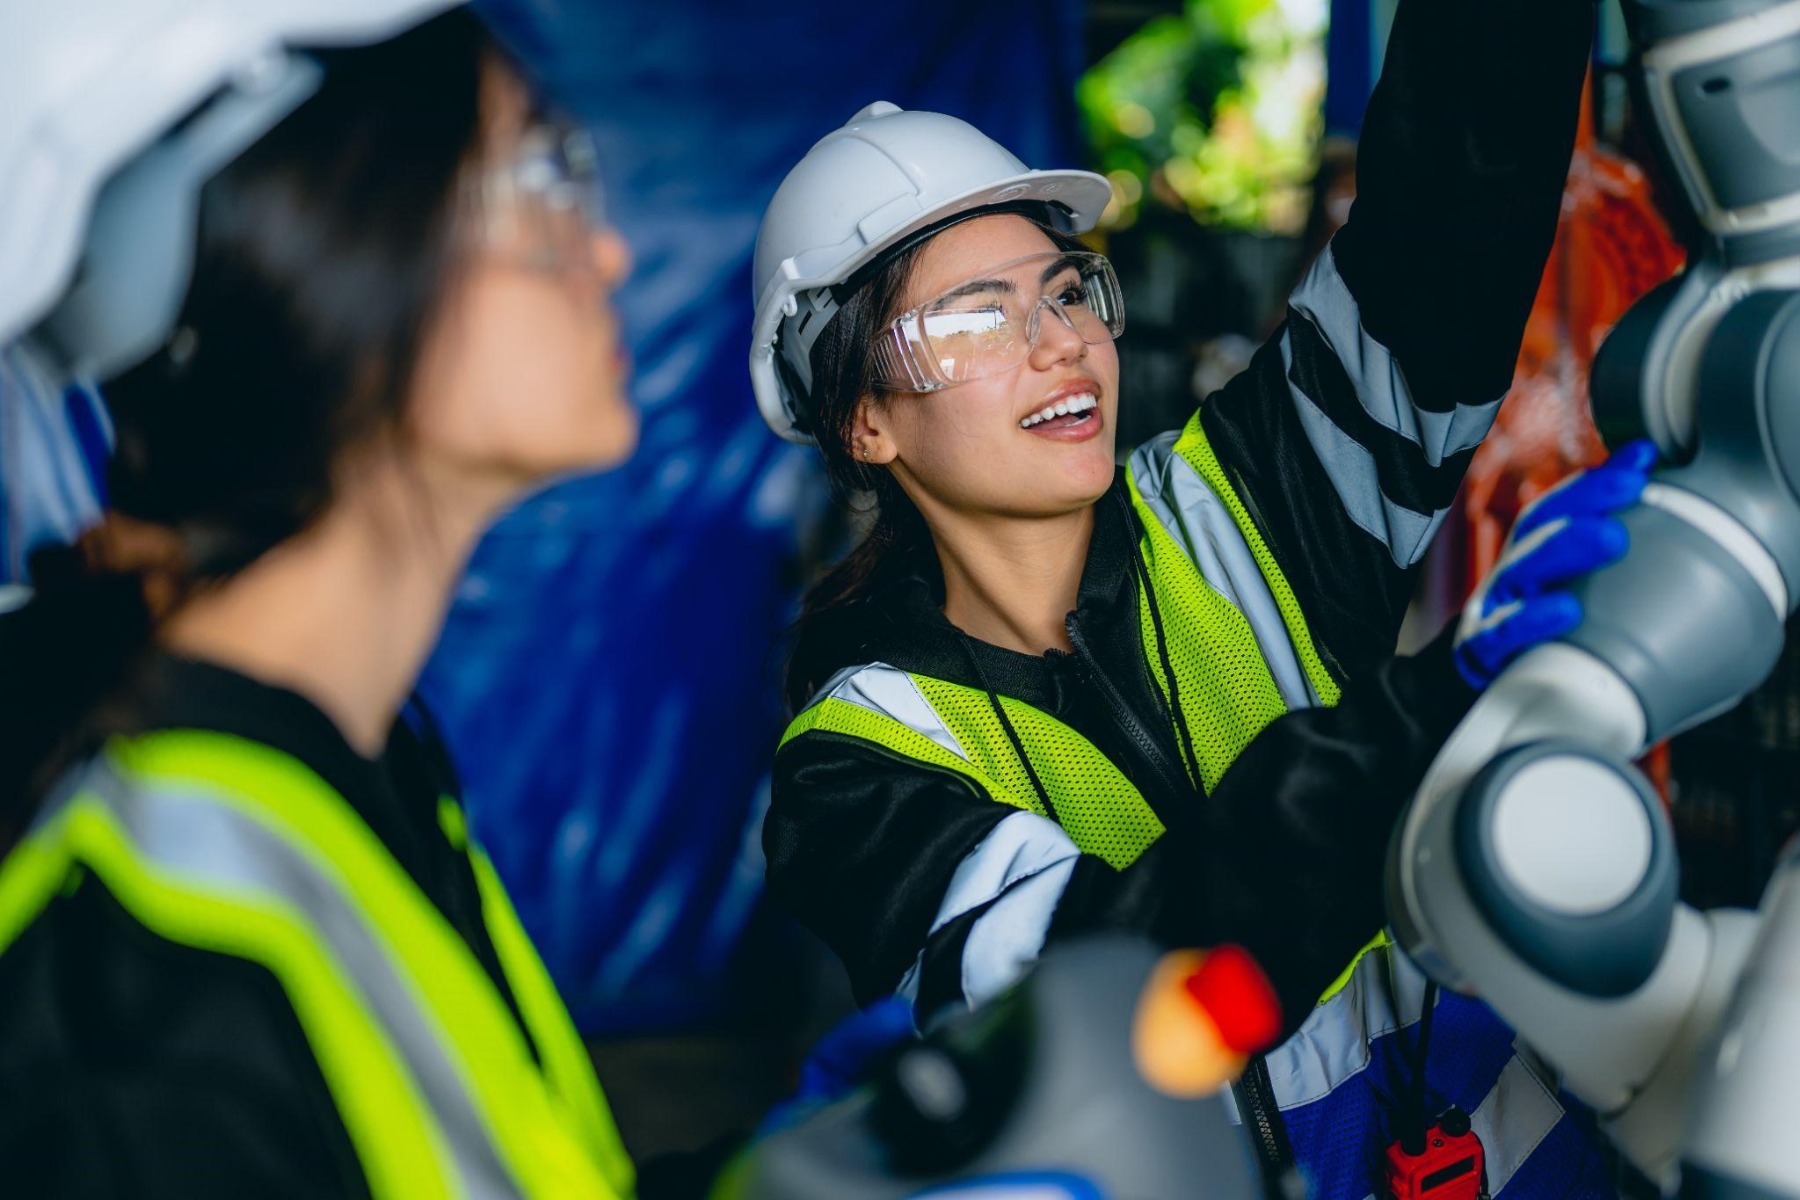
0, 4, 637, 1195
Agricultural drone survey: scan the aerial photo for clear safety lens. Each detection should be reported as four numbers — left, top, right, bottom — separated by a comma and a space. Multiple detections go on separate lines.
872, 251, 1124, 391
475, 120, 608, 281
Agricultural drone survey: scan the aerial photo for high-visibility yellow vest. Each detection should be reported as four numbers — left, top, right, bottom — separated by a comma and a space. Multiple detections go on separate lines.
785, 413, 1340, 860
782, 412, 1378, 1002
0, 728, 635, 1200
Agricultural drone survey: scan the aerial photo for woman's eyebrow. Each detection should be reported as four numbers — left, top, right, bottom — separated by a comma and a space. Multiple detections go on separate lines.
934, 276, 1015, 303
1038, 254, 1083, 285
929, 255, 1082, 305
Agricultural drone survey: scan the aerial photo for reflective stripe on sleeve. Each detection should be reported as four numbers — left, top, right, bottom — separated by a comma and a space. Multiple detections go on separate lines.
1280, 245, 1502, 569
1283, 389, 1454, 569
808, 662, 970, 760
1288, 246, 1503, 468
899, 811, 1080, 1010
1131, 432, 1319, 711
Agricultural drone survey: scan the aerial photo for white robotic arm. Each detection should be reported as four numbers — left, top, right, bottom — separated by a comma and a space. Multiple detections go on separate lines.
1388, 2, 1800, 1193
1389, 643, 1762, 1188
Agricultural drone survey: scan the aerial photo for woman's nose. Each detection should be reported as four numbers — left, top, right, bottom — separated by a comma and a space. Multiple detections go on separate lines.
1028, 296, 1088, 367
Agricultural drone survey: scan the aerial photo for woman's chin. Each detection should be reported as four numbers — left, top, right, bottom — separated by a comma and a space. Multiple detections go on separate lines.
1052, 444, 1118, 499
1010, 473, 1117, 519
585, 411, 640, 473
525, 401, 640, 483
578, 384, 641, 470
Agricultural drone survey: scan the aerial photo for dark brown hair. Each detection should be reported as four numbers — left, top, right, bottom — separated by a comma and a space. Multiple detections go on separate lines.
783, 213, 1088, 712
0, 10, 491, 825
782, 240, 933, 713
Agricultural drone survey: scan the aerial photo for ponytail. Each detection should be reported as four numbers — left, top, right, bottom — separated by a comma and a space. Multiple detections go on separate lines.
784, 479, 935, 713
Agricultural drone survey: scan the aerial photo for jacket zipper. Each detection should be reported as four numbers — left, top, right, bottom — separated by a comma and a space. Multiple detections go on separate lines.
1066, 612, 1296, 1194
1234, 1055, 1297, 1196
1064, 615, 1195, 819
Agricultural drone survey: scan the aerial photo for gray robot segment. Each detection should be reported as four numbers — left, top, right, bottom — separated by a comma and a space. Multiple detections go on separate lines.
1670, 38, 1800, 213
740, 938, 1264, 1200
1564, 502, 1784, 742
1454, 742, 1678, 997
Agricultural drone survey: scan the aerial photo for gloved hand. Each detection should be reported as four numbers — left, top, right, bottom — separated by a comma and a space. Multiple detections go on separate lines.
759, 995, 917, 1135
1454, 439, 1658, 689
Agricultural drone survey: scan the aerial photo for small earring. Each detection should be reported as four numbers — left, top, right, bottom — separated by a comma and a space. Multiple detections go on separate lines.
859, 445, 869, 461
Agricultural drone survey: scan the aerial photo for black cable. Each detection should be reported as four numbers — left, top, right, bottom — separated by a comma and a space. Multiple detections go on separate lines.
958, 632, 1058, 825
1114, 491, 1205, 792
1409, 980, 1441, 1154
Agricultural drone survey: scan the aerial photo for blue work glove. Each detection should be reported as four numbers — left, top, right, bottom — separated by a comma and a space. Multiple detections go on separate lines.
1454, 439, 1658, 689
761, 995, 918, 1134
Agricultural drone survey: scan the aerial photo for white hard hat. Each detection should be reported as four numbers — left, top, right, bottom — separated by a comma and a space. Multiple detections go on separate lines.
0, 0, 463, 381
749, 102, 1113, 444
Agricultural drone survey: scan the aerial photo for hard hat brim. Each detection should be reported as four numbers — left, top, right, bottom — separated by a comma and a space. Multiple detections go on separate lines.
0, 0, 464, 361
750, 166, 1113, 444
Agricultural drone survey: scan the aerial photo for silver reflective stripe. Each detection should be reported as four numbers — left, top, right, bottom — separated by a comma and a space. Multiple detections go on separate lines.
1473, 1054, 1565, 1195
897, 811, 1080, 1009
1261, 943, 1426, 1110
1288, 246, 1505, 468
1284, 388, 1453, 568
1243, 945, 1563, 1196
71, 762, 522, 1200
960, 861, 1078, 1007
1280, 245, 1490, 569
809, 662, 968, 759
941, 812, 1079, 1007
1130, 432, 1319, 709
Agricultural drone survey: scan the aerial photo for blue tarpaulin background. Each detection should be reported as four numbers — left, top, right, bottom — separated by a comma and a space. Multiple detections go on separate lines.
422, 0, 1086, 1035
0, 0, 1388, 1038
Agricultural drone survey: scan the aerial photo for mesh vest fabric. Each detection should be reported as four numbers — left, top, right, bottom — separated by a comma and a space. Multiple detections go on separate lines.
1170, 415, 1341, 710
781, 690, 1161, 871
784, 413, 1333, 865
1128, 470, 1291, 793
0, 731, 633, 1200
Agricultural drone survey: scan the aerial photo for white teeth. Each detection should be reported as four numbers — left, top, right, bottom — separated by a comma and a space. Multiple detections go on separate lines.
1020, 393, 1097, 428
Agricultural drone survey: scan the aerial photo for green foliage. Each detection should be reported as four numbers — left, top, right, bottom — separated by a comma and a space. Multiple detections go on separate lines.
1079, 0, 1327, 234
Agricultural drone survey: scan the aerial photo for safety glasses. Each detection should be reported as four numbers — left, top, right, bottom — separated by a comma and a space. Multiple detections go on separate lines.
472, 119, 608, 283
871, 250, 1125, 392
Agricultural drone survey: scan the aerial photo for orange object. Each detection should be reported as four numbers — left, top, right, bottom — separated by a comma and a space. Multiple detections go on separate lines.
1132, 946, 1281, 1098
1461, 71, 1684, 588
1181, 943, 1283, 1054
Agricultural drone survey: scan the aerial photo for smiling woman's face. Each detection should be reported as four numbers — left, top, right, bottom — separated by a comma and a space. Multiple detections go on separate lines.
856, 214, 1121, 525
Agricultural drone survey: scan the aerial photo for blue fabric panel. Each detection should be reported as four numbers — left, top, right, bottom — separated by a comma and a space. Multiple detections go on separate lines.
1420, 992, 1525, 1115
421, 0, 1085, 1035
1496, 1114, 1613, 1198
1280, 994, 1612, 1200
64, 385, 111, 508
1282, 1067, 1386, 1200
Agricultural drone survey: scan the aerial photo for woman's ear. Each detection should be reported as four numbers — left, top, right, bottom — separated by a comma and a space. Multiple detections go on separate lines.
850, 395, 896, 466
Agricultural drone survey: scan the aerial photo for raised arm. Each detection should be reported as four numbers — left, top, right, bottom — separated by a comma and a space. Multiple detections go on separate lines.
1197, 0, 1595, 683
